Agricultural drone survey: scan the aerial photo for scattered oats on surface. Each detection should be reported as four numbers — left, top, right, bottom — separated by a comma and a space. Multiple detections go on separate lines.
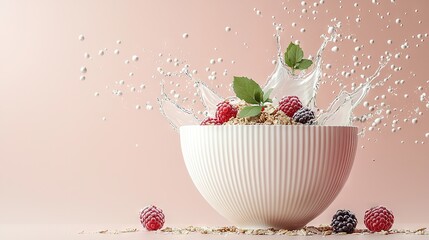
81, 226, 429, 236
413, 228, 428, 235
157, 226, 429, 236
120, 228, 138, 233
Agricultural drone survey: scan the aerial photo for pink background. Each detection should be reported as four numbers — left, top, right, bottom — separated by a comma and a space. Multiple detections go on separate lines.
1, 0, 429, 230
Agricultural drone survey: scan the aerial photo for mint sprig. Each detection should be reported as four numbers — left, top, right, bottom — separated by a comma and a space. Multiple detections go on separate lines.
233, 76, 272, 118
284, 42, 313, 74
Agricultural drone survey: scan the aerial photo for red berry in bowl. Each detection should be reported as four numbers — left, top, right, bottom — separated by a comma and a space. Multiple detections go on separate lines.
215, 101, 238, 123
278, 96, 302, 117
139, 205, 165, 231
364, 206, 394, 232
200, 117, 221, 125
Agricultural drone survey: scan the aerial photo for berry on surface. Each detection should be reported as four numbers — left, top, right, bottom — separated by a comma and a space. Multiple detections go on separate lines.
278, 96, 303, 117
139, 205, 165, 231
215, 101, 238, 123
364, 206, 394, 232
201, 117, 221, 125
331, 209, 358, 234
293, 107, 315, 124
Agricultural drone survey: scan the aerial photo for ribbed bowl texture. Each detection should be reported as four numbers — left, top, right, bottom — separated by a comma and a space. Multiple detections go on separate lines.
180, 125, 358, 229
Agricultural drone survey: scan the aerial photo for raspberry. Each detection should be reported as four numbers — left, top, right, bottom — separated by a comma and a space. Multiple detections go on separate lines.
364, 206, 394, 232
215, 101, 238, 123
293, 107, 315, 124
139, 205, 165, 231
331, 209, 358, 234
200, 117, 221, 125
278, 96, 303, 117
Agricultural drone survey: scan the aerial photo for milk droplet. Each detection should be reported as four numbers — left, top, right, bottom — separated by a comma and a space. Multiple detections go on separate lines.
225, 26, 231, 32
80, 67, 87, 73
217, 58, 223, 63
99, 50, 105, 56
256, 10, 262, 15
300, 28, 306, 33
135, 105, 141, 110
94, 92, 99, 97
102, 117, 107, 121
387, 40, 393, 44
182, 33, 189, 39
210, 59, 216, 64
395, 18, 401, 24
374, 118, 382, 125
78, 34, 85, 41
146, 104, 153, 110
369, 39, 375, 44
132, 55, 139, 61
112, 90, 122, 96
116, 40, 122, 44
80, 76, 86, 81
84, 53, 90, 59
412, 118, 418, 124
119, 80, 125, 85
331, 46, 339, 52
425, 133, 429, 138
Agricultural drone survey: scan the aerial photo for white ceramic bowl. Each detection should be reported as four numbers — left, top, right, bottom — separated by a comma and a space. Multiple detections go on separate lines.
180, 125, 358, 229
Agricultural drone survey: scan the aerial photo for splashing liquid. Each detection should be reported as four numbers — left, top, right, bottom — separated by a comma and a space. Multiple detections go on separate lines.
158, 23, 390, 130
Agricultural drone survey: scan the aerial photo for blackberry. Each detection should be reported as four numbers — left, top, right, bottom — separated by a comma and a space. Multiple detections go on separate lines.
331, 209, 358, 234
292, 107, 315, 124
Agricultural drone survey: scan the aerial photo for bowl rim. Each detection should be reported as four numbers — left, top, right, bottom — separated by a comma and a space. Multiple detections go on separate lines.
180, 125, 358, 130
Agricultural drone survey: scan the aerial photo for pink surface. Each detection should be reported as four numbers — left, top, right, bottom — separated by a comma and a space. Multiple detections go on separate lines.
1, 0, 429, 232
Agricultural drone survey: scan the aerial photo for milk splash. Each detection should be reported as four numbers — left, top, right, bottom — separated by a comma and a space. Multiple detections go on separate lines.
158, 23, 390, 130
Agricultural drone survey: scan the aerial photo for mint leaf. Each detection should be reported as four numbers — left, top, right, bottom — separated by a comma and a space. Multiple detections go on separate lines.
285, 42, 297, 68
238, 106, 263, 118
284, 43, 313, 73
254, 90, 263, 103
233, 76, 263, 104
297, 59, 313, 70
295, 46, 304, 63
263, 88, 273, 102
